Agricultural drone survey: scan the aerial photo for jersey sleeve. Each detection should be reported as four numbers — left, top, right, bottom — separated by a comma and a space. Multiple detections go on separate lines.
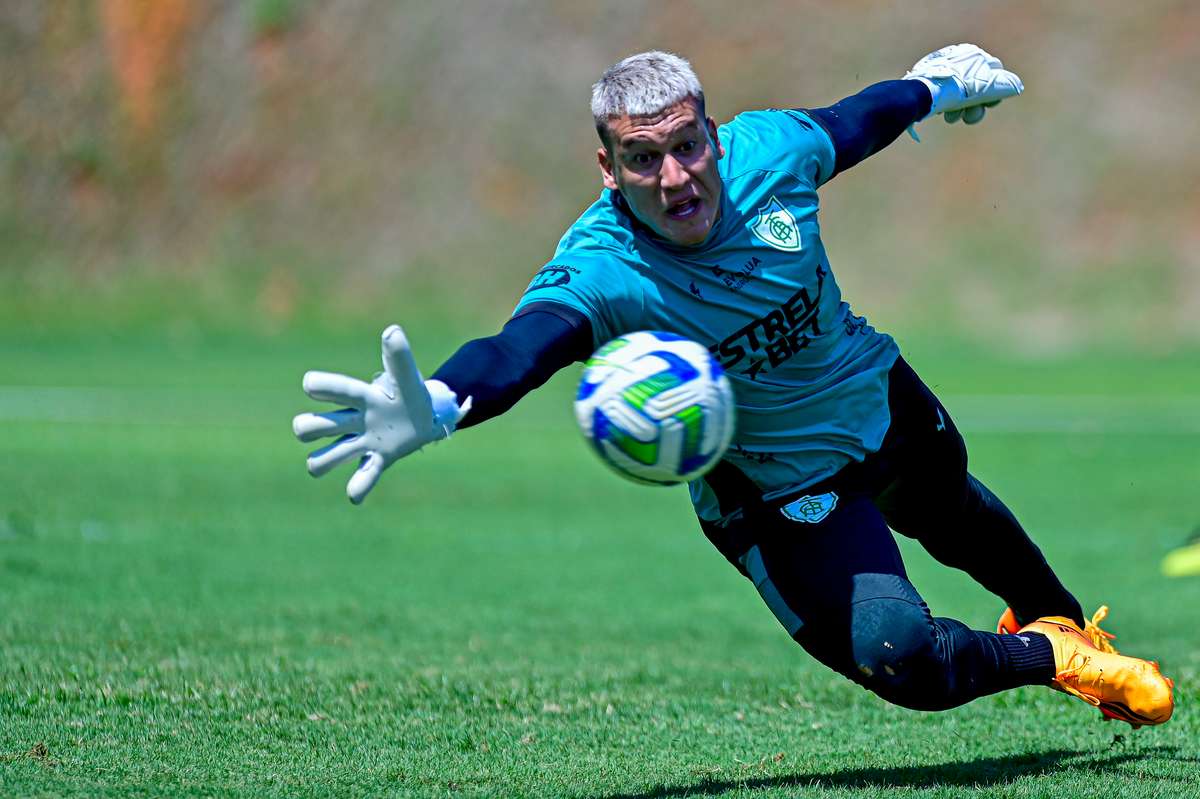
720, 108, 838, 189
511, 252, 645, 350
432, 310, 593, 429
803, 80, 930, 178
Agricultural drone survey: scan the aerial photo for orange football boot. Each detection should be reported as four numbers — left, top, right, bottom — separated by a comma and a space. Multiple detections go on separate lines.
1018, 615, 1174, 728
998, 605, 1119, 654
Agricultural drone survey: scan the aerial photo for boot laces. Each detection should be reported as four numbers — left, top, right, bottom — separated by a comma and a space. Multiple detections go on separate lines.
1055, 649, 1102, 707
1083, 605, 1119, 655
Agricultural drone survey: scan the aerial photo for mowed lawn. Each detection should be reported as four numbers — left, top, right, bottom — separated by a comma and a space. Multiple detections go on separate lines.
1, 328, 1198, 798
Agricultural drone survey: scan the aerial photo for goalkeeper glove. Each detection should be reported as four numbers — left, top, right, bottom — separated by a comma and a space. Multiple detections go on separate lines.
292, 324, 471, 504
904, 43, 1024, 127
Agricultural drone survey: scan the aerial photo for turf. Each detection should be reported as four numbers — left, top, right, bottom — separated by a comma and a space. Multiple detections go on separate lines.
1, 329, 1197, 798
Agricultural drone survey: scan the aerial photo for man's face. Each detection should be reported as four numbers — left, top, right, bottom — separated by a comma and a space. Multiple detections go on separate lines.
597, 98, 725, 246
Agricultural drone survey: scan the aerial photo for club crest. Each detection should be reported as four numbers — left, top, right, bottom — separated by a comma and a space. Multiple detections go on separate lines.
780, 492, 838, 524
749, 195, 801, 252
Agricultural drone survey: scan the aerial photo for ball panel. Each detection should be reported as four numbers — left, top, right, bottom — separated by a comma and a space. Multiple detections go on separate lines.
592, 406, 659, 465
575, 331, 736, 486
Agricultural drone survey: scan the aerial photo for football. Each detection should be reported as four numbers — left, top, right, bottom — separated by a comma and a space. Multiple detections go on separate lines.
574, 331, 736, 485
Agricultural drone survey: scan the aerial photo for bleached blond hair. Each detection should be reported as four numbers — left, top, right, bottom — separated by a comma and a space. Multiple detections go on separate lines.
591, 51, 705, 147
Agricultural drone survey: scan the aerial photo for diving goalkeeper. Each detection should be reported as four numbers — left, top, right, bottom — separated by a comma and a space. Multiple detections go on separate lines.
292, 45, 1174, 726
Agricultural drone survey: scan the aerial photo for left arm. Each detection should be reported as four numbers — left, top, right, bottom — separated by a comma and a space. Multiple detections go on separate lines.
804, 79, 931, 178
805, 43, 1024, 179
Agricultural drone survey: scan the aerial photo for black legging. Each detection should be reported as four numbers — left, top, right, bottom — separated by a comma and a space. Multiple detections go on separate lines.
700, 357, 1082, 710
870, 358, 1084, 630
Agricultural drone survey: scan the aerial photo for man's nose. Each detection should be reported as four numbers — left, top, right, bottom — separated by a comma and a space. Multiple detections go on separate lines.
660, 154, 689, 190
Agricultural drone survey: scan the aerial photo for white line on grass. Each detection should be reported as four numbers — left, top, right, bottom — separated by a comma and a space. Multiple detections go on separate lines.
0, 386, 280, 428
942, 394, 1200, 434
1, 386, 1198, 434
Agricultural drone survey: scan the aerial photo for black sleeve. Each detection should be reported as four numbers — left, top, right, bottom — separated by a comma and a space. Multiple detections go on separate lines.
803, 79, 932, 179
431, 303, 594, 429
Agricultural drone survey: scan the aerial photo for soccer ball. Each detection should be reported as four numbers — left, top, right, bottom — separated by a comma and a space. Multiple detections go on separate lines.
575, 331, 736, 485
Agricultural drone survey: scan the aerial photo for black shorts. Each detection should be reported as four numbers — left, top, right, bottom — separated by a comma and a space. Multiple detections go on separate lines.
697, 355, 971, 636
703, 356, 965, 560
694, 359, 1079, 707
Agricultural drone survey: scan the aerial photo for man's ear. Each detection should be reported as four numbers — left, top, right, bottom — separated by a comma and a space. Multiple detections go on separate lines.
707, 117, 725, 159
597, 146, 619, 191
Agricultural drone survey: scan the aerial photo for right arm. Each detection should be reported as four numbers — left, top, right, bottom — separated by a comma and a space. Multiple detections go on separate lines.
292, 304, 592, 503
431, 305, 594, 428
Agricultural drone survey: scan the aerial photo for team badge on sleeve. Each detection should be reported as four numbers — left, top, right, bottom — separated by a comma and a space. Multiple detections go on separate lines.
749, 196, 801, 252
780, 491, 838, 524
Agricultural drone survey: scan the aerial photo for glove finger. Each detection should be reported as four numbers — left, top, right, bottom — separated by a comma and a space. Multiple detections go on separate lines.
307, 434, 366, 477
380, 325, 426, 401
346, 452, 385, 504
302, 371, 372, 408
962, 105, 986, 125
993, 68, 1024, 97
943, 109, 963, 124
293, 408, 364, 442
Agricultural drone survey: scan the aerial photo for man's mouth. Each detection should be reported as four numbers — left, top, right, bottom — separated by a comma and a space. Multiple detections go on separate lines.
665, 197, 701, 220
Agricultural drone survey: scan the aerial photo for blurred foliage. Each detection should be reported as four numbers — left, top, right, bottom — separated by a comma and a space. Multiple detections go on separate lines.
1, 1, 1198, 351
249, 0, 308, 39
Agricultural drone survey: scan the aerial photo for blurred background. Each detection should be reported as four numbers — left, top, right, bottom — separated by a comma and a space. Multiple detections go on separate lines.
3, 0, 1198, 353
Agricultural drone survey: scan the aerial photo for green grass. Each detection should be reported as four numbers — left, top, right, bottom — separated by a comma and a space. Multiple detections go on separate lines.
1, 328, 1198, 798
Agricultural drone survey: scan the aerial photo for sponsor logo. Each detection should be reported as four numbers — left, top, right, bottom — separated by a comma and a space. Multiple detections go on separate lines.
707, 264, 827, 380
843, 313, 868, 337
780, 492, 839, 524
730, 444, 778, 465
523, 264, 579, 294
749, 196, 801, 252
710, 256, 761, 292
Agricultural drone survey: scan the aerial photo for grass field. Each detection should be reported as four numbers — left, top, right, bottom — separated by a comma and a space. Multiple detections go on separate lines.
2, 327, 1198, 798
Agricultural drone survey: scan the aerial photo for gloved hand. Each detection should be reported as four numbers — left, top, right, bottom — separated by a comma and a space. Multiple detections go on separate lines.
292, 324, 471, 504
904, 43, 1024, 126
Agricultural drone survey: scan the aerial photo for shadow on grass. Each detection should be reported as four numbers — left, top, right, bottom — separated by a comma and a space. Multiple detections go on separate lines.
598, 746, 1195, 799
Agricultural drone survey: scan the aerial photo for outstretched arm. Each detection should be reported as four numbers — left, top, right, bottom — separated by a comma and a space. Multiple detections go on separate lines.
805, 79, 931, 178
806, 43, 1024, 178
293, 305, 592, 503
433, 305, 593, 428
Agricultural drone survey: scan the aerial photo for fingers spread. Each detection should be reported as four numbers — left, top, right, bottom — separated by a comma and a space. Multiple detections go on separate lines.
347, 452, 385, 504
380, 325, 425, 399
303, 371, 373, 408
307, 434, 366, 477
293, 408, 364, 442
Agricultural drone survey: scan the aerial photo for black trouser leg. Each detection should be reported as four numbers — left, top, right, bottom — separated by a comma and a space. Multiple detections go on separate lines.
696, 354, 1076, 710
716, 493, 1053, 710
873, 358, 1085, 629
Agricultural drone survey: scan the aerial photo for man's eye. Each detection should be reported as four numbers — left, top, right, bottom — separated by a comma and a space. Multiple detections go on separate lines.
676, 140, 697, 154
631, 152, 655, 166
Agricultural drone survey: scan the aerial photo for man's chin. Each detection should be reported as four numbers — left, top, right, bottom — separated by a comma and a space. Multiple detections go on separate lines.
658, 214, 714, 247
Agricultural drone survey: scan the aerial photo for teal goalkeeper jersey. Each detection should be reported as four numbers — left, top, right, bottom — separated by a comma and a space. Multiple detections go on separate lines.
513, 108, 899, 519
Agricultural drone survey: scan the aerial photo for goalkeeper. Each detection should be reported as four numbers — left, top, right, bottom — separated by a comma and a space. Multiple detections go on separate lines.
293, 45, 1174, 726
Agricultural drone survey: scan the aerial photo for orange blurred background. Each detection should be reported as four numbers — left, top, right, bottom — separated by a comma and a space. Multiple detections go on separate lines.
2, 1, 1197, 350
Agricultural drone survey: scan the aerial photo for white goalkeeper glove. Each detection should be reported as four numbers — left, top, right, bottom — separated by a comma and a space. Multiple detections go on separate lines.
292, 324, 471, 504
904, 43, 1024, 129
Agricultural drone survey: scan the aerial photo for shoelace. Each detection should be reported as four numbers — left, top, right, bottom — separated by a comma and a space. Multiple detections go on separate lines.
1053, 615, 1174, 728
1055, 649, 1102, 707
1083, 605, 1119, 655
